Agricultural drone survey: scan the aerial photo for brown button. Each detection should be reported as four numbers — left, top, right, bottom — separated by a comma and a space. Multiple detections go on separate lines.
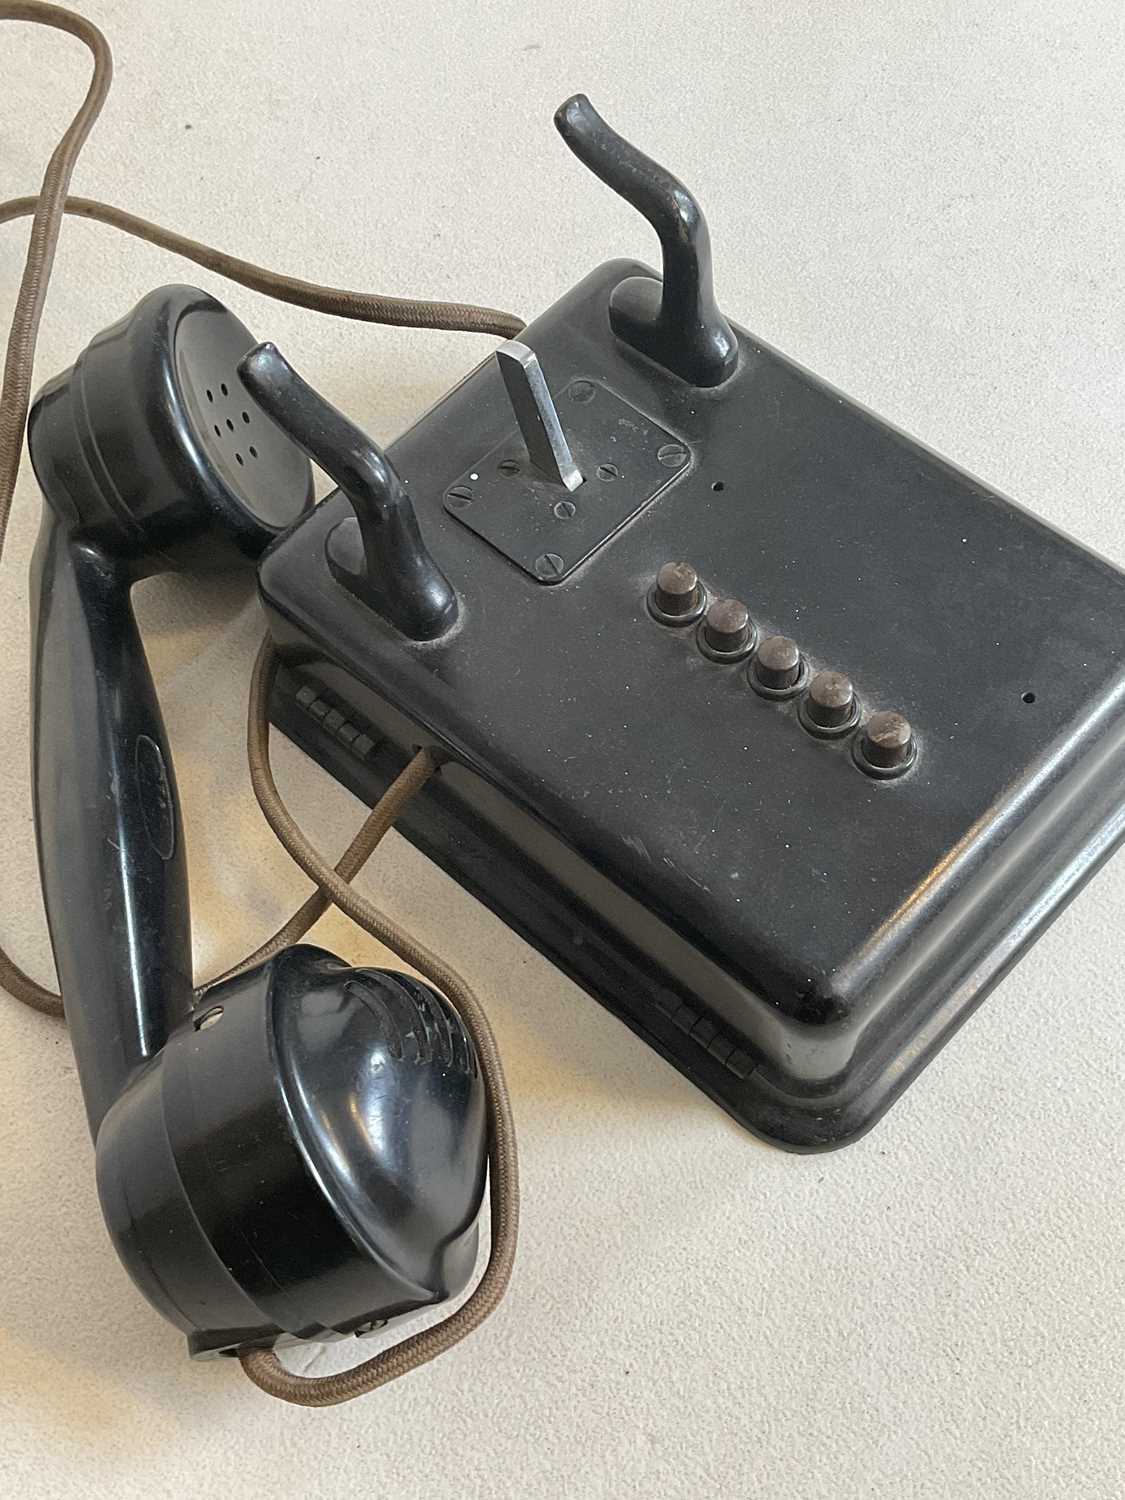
753, 635, 801, 691
805, 670, 855, 729
650, 561, 704, 623
860, 711, 914, 769
702, 597, 751, 655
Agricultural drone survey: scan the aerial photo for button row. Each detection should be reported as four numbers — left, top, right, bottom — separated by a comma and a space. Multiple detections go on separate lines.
646, 562, 917, 778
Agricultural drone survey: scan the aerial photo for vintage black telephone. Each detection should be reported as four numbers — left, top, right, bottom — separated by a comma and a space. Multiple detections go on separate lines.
4, 5, 1125, 1408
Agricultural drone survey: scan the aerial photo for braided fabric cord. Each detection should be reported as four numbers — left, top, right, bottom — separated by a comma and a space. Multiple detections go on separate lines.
239, 645, 519, 1405
0, 1, 520, 1405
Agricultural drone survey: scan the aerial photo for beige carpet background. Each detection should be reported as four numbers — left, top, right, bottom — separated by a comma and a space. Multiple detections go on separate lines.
1, 2, 1122, 1496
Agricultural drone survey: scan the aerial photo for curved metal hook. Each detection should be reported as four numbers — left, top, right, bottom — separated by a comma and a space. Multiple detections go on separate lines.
555, 94, 737, 388
240, 343, 458, 641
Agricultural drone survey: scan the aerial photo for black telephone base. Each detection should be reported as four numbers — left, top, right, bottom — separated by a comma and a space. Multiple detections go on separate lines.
263, 259, 1125, 1152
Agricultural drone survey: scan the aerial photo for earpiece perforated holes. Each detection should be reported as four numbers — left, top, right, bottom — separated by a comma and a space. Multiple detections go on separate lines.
202, 372, 264, 471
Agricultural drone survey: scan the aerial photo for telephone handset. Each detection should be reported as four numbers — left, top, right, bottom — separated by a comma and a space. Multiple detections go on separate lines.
27, 284, 488, 1358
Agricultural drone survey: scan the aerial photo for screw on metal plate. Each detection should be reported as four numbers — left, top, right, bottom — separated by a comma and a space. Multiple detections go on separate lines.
534, 552, 566, 579
657, 442, 688, 468
569, 380, 596, 403
447, 484, 474, 509
596, 463, 621, 481
497, 459, 521, 477
553, 499, 577, 519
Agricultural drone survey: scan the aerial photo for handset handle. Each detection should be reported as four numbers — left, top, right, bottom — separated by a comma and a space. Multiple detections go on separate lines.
30, 513, 193, 1136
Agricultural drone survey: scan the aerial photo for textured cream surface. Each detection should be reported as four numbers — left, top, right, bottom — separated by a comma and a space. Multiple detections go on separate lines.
1, 3, 1123, 1496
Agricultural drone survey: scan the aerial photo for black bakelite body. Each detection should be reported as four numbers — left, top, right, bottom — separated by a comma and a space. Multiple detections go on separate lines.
26, 286, 487, 1355
260, 100, 1125, 1151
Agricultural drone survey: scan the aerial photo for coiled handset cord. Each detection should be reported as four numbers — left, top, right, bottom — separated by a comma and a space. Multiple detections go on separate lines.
0, 1, 523, 1406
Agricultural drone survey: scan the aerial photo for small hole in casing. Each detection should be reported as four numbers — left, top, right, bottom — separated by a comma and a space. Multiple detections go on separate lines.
242, 410, 250, 424
249, 445, 258, 458
220, 382, 228, 396
1022, 691, 1036, 704
712, 480, 725, 492
194, 1005, 223, 1031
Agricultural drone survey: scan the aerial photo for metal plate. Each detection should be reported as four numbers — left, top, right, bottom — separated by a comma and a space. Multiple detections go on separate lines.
443, 378, 690, 581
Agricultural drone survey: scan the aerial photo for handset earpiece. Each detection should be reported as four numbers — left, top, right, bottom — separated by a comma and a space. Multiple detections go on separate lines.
29, 284, 315, 571
28, 286, 487, 1356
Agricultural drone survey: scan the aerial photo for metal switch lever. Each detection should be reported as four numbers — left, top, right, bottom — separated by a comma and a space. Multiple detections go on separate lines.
496, 340, 583, 492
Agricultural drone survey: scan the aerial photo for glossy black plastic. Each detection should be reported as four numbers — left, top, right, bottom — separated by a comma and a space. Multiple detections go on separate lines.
98, 947, 485, 1356
555, 94, 737, 387
240, 342, 458, 640
26, 287, 487, 1352
262, 252, 1125, 1151
28, 285, 314, 1134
